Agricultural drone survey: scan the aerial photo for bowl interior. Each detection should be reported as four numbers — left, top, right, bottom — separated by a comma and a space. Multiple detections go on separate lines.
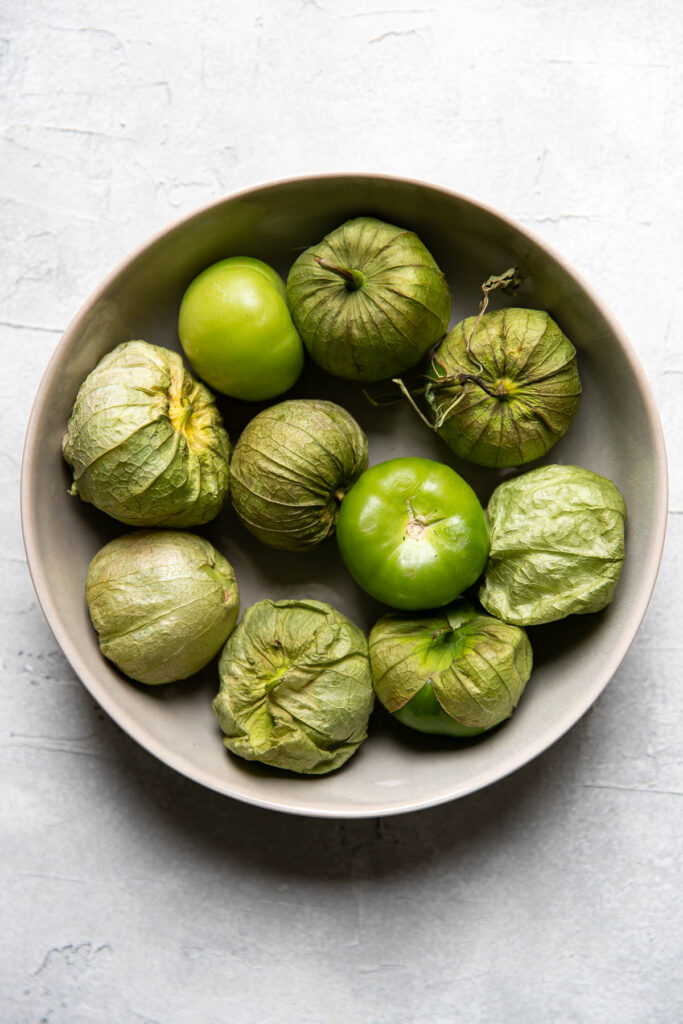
21, 175, 667, 817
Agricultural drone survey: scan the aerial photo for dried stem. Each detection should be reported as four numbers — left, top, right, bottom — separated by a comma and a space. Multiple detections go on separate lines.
364, 267, 523, 433
390, 378, 435, 428
464, 266, 523, 366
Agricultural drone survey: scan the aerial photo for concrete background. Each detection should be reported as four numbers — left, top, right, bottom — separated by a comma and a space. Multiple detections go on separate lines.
2, 1, 681, 1022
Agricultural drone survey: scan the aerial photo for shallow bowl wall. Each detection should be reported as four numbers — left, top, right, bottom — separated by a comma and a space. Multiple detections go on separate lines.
21, 174, 668, 818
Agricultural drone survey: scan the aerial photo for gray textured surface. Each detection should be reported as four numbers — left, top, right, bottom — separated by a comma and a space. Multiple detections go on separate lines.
2, 2, 681, 1022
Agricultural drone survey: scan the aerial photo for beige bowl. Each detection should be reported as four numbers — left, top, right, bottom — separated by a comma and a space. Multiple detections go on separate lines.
21, 174, 668, 818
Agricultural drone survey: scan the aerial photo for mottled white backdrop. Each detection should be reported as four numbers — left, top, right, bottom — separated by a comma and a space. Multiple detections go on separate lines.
2, 2, 681, 1023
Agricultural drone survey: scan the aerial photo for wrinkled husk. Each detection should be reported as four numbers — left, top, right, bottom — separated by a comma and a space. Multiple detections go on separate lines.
286, 217, 451, 382
230, 399, 368, 549
479, 464, 627, 625
86, 531, 239, 685
428, 308, 581, 468
369, 600, 532, 731
63, 340, 231, 527
213, 599, 374, 774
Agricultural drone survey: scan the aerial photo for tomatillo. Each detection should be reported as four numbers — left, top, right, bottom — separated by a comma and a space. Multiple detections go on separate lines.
336, 457, 489, 610
178, 256, 304, 401
394, 679, 486, 737
369, 600, 533, 735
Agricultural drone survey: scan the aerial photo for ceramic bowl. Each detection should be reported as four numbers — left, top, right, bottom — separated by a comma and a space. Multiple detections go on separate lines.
21, 174, 667, 818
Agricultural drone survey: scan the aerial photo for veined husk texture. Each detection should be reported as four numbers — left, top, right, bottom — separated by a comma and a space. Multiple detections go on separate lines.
370, 601, 532, 730
430, 308, 581, 468
287, 217, 451, 382
63, 340, 231, 527
213, 599, 374, 774
229, 399, 367, 550
480, 464, 627, 625
86, 531, 239, 685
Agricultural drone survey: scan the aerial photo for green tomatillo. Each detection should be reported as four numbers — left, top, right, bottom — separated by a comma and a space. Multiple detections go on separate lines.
369, 600, 533, 735
62, 340, 231, 528
286, 217, 451, 382
86, 531, 240, 685
178, 256, 305, 401
426, 307, 582, 468
213, 599, 374, 774
230, 399, 368, 550
480, 464, 628, 625
336, 457, 489, 611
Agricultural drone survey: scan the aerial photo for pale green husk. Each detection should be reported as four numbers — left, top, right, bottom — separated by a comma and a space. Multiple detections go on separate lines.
479, 464, 627, 625
230, 399, 368, 550
213, 599, 374, 774
63, 340, 231, 527
369, 600, 532, 730
86, 531, 239, 685
428, 308, 581, 468
286, 217, 451, 382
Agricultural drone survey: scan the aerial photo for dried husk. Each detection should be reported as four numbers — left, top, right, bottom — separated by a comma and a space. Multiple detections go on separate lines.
63, 340, 231, 527
479, 464, 628, 625
230, 399, 368, 550
286, 217, 451, 382
86, 531, 239, 685
369, 600, 532, 731
426, 308, 581, 468
213, 599, 374, 774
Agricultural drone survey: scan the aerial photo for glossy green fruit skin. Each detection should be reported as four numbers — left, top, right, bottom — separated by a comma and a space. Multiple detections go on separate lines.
393, 681, 486, 737
336, 457, 489, 611
178, 257, 304, 401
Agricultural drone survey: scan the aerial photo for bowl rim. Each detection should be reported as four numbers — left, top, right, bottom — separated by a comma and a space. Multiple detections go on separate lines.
20, 171, 669, 818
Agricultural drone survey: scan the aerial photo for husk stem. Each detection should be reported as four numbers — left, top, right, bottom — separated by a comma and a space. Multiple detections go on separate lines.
371, 266, 523, 433
314, 256, 365, 291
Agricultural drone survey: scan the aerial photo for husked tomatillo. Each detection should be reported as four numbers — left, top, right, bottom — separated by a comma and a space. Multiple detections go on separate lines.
426, 308, 581, 468
287, 217, 451, 382
63, 340, 231, 527
213, 599, 374, 774
369, 600, 532, 735
229, 399, 368, 550
480, 464, 627, 625
86, 531, 239, 685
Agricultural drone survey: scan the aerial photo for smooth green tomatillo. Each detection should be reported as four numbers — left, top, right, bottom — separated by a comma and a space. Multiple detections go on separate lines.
336, 457, 489, 610
393, 681, 486, 737
178, 256, 304, 401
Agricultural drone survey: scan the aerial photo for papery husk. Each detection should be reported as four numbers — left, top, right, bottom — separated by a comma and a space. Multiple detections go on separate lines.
427, 308, 581, 468
63, 340, 231, 527
86, 531, 239, 685
230, 399, 367, 550
213, 599, 374, 774
369, 600, 532, 731
479, 464, 627, 625
286, 217, 451, 382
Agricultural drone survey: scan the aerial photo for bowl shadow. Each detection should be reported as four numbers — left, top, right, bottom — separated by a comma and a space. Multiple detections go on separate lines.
76, 671, 594, 885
